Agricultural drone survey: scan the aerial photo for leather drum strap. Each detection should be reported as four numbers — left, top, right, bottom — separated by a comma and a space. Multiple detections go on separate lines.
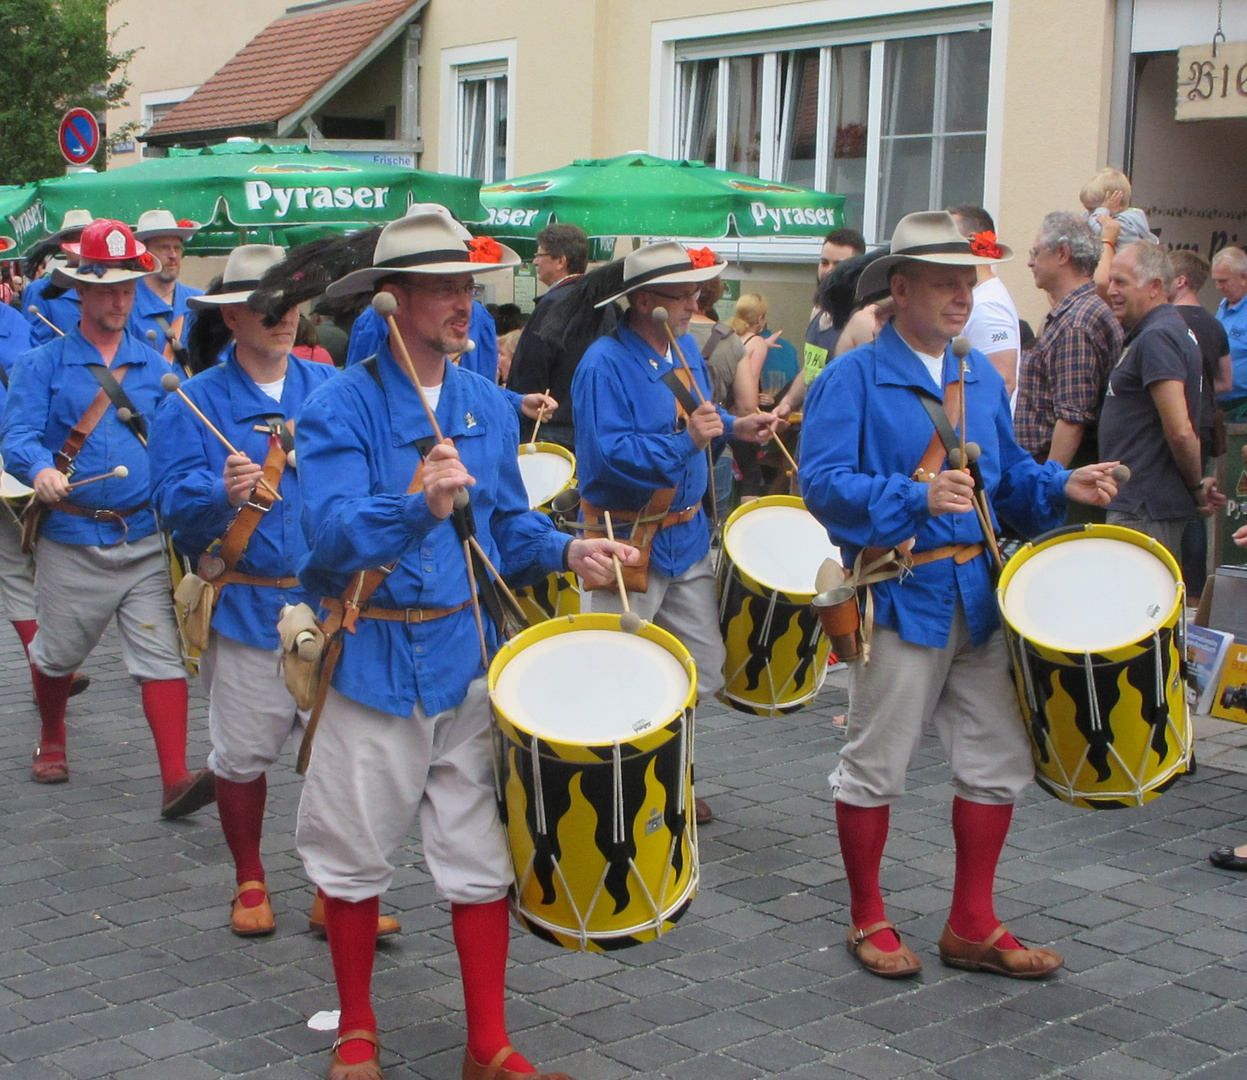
216, 433, 290, 573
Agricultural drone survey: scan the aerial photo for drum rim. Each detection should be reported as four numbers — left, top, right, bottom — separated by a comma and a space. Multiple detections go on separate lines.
720, 494, 839, 602
517, 441, 577, 510
996, 523, 1184, 653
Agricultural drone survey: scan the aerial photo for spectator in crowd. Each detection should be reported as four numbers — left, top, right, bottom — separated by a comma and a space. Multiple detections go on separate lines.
689, 276, 747, 518
1015, 211, 1122, 468
728, 293, 778, 497
1081, 167, 1157, 246
947, 205, 1022, 398
1212, 246, 1247, 422
292, 315, 334, 365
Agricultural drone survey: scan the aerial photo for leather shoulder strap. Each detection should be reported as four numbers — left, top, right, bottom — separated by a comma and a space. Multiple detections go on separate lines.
215, 434, 290, 573
54, 365, 131, 474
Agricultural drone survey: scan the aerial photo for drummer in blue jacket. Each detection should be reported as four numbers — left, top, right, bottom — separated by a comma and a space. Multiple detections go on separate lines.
293, 211, 633, 1080
0, 219, 212, 817
128, 209, 204, 369
800, 211, 1122, 982
23, 209, 94, 345
149, 244, 397, 941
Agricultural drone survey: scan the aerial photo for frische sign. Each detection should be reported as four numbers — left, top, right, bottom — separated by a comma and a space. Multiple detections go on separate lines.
1177, 41, 1247, 121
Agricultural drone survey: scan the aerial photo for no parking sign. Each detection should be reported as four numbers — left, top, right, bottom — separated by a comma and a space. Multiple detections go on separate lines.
58, 108, 100, 167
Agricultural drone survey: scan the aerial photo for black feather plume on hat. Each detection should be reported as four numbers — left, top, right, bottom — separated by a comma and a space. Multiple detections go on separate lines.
186, 278, 235, 375
24, 237, 64, 280
249, 227, 384, 326
814, 249, 891, 330
531, 258, 626, 351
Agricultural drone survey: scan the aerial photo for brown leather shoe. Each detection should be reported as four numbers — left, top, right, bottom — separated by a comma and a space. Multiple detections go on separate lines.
230, 881, 275, 937
161, 768, 216, 819
308, 892, 401, 939
694, 797, 713, 825
329, 1029, 382, 1080
938, 923, 1063, 978
846, 920, 922, 978
462, 1046, 572, 1080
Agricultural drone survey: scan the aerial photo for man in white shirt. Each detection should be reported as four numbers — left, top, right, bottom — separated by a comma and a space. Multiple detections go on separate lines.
948, 205, 1022, 400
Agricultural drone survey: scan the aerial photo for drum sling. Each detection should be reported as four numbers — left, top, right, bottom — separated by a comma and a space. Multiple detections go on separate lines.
20, 366, 131, 553
172, 424, 294, 653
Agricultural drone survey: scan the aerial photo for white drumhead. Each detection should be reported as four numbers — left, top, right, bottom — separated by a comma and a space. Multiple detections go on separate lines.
0, 472, 33, 499
725, 504, 840, 596
493, 629, 690, 743
1001, 537, 1178, 651
517, 450, 574, 509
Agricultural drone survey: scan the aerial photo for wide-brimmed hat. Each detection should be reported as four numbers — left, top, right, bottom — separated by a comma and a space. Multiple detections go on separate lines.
595, 241, 726, 309
325, 213, 520, 298
189, 245, 287, 308
133, 209, 202, 242
856, 211, 1013, 300
45, 208, 94, 245
0, 236, 16, 256
52, 219, 159, 288
405, 202, 472, 241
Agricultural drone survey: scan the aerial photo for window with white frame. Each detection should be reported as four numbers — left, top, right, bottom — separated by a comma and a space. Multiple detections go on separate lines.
456, 61, 508, 184
672, 15, 991, 242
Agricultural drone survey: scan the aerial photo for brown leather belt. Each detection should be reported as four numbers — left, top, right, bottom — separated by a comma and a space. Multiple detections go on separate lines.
320, 596, 473, 624
907, 542, 985, 567
48, 500, 148, 523
592, 504, 700, 529
221, 572, 299, 589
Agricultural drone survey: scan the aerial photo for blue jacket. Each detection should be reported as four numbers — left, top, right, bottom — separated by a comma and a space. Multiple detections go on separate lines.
799, 321, 1070, 648
0, 302, 31, 376
296, 339, 568, 718
572, 320, 730, 579
1, 328, 173, 545
23, 276, 80, 345
128, 279, 202, 358
149, 349, 333, 650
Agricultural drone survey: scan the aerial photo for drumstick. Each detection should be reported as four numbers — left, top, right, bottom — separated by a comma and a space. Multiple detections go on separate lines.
27, 306, 65, 338
952, 336, 970, 473
770, 429, 799, 476
370, 292, 470, 512
604, 511, 642, 634
114, 407, 147, 448
160, 373, 283, 501
527, 388, 551, 448
652, 307, 706, 405
948, 442, 1003, 572
66, 465, 128, 490
466, 535, 529, 626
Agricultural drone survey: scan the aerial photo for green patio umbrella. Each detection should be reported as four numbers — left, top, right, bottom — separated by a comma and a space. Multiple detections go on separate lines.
26, 142, 484, 255
0, 184, 42, 249
478, 153, 845, 241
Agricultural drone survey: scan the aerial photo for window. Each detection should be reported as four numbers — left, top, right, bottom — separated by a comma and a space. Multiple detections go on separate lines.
440, 42, 515, 184
457, 62, 508, 184
140, 86, 198, 133
668, 12, 992, 244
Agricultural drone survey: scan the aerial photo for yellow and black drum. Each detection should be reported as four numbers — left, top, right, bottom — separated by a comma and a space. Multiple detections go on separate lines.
488, 612, 698, 951
718, 495, 841, 716
515, 443, 580, 623
996, 523, 1191, 809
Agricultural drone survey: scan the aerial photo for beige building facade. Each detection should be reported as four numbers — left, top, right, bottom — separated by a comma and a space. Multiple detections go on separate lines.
108, 0, 1246, 330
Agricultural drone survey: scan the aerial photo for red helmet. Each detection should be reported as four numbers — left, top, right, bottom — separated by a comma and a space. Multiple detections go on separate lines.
62, 219, 150, 263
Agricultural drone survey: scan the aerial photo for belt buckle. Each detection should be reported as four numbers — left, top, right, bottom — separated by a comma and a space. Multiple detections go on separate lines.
404, 607, 426, 624
244, 497, 271, 514
90, 508, 114, 522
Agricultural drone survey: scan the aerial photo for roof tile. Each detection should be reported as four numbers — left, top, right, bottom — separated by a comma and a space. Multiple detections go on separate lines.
147, 0, 419, 139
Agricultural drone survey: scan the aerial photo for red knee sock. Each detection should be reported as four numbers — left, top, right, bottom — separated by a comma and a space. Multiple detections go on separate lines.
12, 619, 37, 656
31, 668, 73, 758
948, 796, 1021, 948
835, 800, 899, 951
216, 775, 267, 906
139, 679, 189, 790
324, 894, 380, 1065
452, 899, 531, 1073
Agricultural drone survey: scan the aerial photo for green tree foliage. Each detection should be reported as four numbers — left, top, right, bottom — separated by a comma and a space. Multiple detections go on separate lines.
0, 0, 134, 184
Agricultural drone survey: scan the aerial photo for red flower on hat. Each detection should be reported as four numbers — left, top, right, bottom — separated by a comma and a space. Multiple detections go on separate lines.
177, 219, 194, 229
687, 247, 718, 269
468, 236, 503, 263
969, 231, 1003, 259
137, 252, 156, 272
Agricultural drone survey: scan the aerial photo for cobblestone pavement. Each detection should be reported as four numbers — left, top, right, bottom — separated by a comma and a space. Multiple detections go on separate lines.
1, 624, 1246, 1080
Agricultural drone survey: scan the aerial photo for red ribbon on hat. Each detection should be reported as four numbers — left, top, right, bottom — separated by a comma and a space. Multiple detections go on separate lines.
468, 236, 503, 263
969, 231, 1003, 259
687, 246, 718, 269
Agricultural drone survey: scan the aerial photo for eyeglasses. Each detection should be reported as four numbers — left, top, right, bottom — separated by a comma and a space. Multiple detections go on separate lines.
533, 251, 553, 261
646, 288, 701, 304
403, 280, 477, 299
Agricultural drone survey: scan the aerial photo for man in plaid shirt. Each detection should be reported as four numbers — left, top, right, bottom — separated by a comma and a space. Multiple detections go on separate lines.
1016, 212, 1123, 466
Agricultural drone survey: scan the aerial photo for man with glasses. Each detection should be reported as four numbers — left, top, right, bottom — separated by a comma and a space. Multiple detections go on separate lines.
1015, 211, 1122, 467
572, 242, 777, 824
508, 223, 592, 445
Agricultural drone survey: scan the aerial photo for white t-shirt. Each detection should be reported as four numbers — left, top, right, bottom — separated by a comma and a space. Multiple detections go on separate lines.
423, 382, 443, 410
255, 377, 285, 403
964, 274, 1021, 407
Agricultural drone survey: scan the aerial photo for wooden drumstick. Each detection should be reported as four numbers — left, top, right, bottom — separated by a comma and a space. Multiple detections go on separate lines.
770, 431, 799, 476
370, 292, 470, 512
652, 307, 707, 405
947, 442, 1003, 572
160, 373, 283, 501
27, 306, 65, 338
604, 511, 642, 634
527, 388, 551, 448
67, 464, 128, 490
952, 336, 970, 472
